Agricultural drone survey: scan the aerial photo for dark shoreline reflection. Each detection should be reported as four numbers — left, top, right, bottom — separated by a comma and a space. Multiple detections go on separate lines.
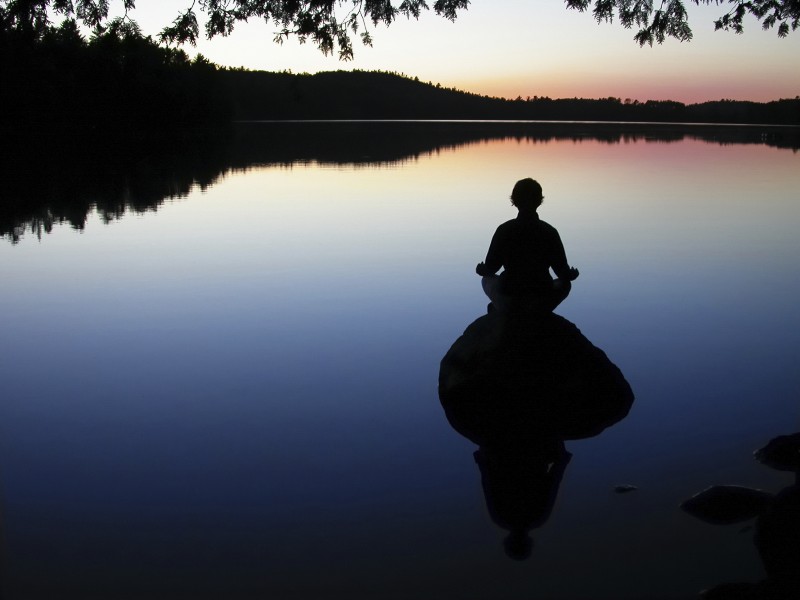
3, 121, 798, 243
438, 310, 634, 558
1, 130, 234, 243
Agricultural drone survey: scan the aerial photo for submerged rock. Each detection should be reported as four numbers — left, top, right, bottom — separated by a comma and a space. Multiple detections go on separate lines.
754, 433, 800, 473
681, 485, 774, 525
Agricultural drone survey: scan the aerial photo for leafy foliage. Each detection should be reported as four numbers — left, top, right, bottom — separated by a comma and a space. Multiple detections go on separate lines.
566, 0, 799, 45
0, 1, 796, 56
0, 1, 469, 59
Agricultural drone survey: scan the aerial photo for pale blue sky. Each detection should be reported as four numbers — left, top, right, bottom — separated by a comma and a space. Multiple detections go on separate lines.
103, 1, 798, 103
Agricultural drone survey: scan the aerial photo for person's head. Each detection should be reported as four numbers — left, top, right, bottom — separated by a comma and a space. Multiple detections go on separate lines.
510, 178, 544, 211
504, 530, 534, 560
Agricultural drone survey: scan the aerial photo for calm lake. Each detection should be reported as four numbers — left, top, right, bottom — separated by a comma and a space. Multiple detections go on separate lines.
1, 122, 799, 599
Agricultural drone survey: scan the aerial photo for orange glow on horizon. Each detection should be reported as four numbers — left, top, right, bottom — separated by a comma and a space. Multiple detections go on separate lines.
447, 75, 799, 105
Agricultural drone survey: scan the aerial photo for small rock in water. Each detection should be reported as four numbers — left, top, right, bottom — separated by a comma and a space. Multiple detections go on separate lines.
754, 432, 800, 472
681, 485, 773, 525
614, 485, 638, 493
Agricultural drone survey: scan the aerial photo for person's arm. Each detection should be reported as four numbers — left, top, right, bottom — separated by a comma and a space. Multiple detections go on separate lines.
476, 228, 504, 276
550, 231, 579, 281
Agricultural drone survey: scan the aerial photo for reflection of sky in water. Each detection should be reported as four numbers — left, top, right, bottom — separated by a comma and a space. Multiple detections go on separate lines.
1, 135, 799, 598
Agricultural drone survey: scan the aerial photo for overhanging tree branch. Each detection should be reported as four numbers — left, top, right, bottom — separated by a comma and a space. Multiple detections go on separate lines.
1, 0, 796, 56
567, 0, 799, 45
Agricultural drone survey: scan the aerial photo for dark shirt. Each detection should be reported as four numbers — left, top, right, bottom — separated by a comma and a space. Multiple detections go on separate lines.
480, 211, 571, 296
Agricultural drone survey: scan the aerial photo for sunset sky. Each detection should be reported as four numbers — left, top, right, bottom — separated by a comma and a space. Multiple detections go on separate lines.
105, 1, 798, 103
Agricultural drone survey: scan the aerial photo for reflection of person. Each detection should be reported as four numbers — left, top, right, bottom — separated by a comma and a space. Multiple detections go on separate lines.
474, 441, 572, 561
476, 178, 579, 312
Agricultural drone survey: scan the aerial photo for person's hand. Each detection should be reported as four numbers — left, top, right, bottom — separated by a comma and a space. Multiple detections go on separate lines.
568, 267, 580, 281
476, 262, 491, 276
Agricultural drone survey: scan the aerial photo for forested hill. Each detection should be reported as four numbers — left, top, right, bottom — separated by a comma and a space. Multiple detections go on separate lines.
1, 14, 797, 134
224, 69, 800, 125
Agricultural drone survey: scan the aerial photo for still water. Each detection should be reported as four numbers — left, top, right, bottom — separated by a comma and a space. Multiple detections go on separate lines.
1, 122, 799, 599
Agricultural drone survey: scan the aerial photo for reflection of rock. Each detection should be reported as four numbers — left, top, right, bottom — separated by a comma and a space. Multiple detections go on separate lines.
682, 432, 800, 599
439, 311, 634, 445
755, 484, 800, 585
438, 310, 633, 560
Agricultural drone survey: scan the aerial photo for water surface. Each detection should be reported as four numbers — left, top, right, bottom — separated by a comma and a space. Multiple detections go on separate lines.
1, 122, 799, 599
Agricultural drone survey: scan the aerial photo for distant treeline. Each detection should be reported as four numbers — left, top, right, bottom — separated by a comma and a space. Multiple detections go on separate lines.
224, 69, 800, 125
1, 19, 799, 135
0, 19, 230, 139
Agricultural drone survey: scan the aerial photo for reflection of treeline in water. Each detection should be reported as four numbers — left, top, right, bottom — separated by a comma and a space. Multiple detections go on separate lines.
1, 133, 231, 243
228, 121, 800, 160
226, 69, 800, 125
0, 19, 230, 138
3, 121, 799, 243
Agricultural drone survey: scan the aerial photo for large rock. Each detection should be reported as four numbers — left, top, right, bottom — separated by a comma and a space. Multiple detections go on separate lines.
438, 310, 634, 446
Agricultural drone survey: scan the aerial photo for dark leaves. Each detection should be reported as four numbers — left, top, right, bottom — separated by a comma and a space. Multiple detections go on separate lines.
206, 8, 238, 38
398, 0, 427, 19
369, 0, 399, 25
52, 0, 75, 16
565, 0, 593, 11
433, 0, 469, 22
76, 0, 109, 29
567, 0, 799, 43
105, 15, 140, 40
158, 9, 199, 46
619, 0, 654, 30
594, 0, 616, 23
3, 0, 798, 57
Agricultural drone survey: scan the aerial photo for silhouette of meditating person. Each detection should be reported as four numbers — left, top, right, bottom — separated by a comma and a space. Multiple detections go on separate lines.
476, 178, 579, 313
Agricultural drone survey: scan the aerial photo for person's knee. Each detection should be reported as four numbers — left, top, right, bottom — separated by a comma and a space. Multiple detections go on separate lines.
482, 275, 500, 299
554, 278, 572, 295
548, 279, 571, 311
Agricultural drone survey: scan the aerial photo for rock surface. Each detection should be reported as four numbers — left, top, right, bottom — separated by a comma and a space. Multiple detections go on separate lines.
438, 310, 634, 445
754, 433, 800, 473
680, 485, 774, 525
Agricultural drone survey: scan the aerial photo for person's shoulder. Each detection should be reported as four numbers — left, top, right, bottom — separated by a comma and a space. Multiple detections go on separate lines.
536, 216, 554, 228
494, 218, 518, 233
537, 219, 560, 235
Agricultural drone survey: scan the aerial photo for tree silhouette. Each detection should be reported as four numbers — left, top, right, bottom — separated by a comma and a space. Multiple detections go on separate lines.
565, 0, 799, 45
0, 9, 230, 138
1, 1, 796, 58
